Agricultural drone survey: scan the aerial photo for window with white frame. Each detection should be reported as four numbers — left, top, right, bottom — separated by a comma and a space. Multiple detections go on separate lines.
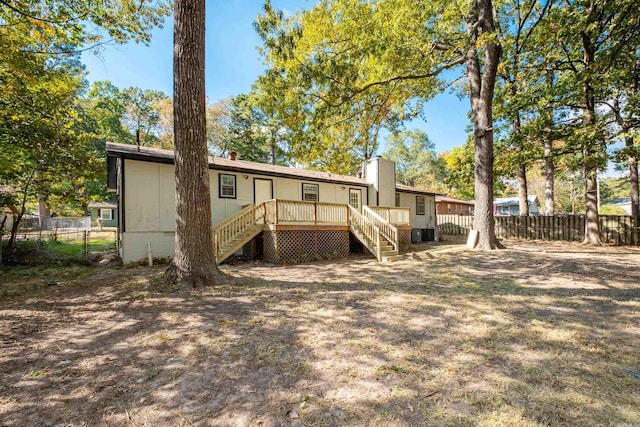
349, 189, 361, 210
302, 183, 319, 202
100, 209, 112, 220
219, 174, 236, 198
416, 196, 425, 215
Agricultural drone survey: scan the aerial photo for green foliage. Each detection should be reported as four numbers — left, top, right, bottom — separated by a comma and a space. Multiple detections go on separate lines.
253, 0, 462, 173
0, 0, 171, 54
441, 139, 476, 200
86, 81, 171, 147
382, 130, 446, 192
599, 177, 630, 205
226, 92, 288, 165
0, 0, 169, 253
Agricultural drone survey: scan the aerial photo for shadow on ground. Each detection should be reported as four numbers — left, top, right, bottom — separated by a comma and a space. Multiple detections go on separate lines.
1, 240, 639, 426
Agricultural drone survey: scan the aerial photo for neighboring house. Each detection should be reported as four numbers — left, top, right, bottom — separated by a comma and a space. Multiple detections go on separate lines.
106, 142, 439, 264
494, 195, 539, 215
602, 197, 638, 215
88, 201, 118, 228
436, 195, 474, 215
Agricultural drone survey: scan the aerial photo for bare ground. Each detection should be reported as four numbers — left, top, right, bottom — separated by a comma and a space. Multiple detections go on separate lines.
1, 240, 639, 426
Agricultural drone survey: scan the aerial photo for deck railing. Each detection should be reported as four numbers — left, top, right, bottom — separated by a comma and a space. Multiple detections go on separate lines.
363, 206, 398, 250
348, 205, 381, 261
212, 203, 265, 259
263, 199, 349, 225
368, 206, 411, 225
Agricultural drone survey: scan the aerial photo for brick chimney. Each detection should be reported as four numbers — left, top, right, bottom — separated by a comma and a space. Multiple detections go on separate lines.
229, 151, 237, 161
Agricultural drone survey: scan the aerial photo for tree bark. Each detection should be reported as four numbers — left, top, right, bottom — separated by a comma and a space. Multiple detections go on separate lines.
467, 0, 502, 249
543, 138, 555, 215
514, 116, 528, 216
166, 0, 222, 288
626, 136, 639, 217
581, 29, 602, 245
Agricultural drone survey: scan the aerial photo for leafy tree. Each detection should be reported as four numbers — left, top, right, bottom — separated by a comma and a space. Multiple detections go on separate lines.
206, 98, 232, 157
0, 0, 170, 260
538, 0, 640, 243
605, 57, 640, 217
87, 81, 171, 147
226, 92, 289, 165
120, 87, 169, 146
87, 81, 133, 144
382, 130, 446, 192
155, 96, 175, 149
254, 0, 510, 248
494, 0, 553, 216
166, 0, 221, 288
0, 0, 171, 55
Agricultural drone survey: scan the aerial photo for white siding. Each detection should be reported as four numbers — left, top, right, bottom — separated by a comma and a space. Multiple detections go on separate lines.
397, 191, 436, 229
364, 157, 396, 206
121, 159, 369, 263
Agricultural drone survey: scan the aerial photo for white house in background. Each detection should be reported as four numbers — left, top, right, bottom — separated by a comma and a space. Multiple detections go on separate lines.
106, 142, 438, 264
602, 197, 638, 215
494, 195, 539, 215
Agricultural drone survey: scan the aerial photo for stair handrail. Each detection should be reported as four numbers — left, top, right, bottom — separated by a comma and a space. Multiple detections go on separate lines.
348, 205, 382, 261
362, 206, 398, 251
212, 203, 265, 260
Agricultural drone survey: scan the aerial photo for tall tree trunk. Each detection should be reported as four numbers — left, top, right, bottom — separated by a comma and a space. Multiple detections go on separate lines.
543, 138, 555, 215
467, 0, 502, 249
581, 30, 602, 245
166, 0, 222, 288
627, 136, 639, 217
271, 129, 277, 165
517, 163, 528, 215
514, 116, 529, 216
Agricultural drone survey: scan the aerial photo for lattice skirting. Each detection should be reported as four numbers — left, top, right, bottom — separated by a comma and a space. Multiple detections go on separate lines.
398, 227, 411, 252
263, 229, 350, 264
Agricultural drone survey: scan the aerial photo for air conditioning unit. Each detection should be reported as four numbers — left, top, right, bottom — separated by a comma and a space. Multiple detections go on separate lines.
411, 229, 422, 243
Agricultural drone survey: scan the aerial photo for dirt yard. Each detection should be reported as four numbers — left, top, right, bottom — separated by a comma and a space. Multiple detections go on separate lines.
1, 240, 639, 426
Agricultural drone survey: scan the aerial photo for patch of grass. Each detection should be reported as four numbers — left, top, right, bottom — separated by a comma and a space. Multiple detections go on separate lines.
46, 238, 115, 257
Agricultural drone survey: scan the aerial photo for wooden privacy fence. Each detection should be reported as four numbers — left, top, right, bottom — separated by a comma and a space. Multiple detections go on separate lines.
437, 214, 640, 246
437, 215, 474, 236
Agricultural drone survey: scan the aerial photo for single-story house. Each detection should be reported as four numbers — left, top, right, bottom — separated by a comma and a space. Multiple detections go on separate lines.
88, 201, 118, 228
494, 195, 539, 215
436, 195, 474, 215
602, 197, 638, 215
106, 142, 439, 264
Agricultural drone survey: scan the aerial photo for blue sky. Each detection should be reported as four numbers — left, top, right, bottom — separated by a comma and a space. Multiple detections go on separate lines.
82, 0, 472, 156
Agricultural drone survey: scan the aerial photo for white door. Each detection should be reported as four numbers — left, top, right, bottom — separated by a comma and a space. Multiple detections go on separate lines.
349, 188, 362, 212
254, 179, 273, 203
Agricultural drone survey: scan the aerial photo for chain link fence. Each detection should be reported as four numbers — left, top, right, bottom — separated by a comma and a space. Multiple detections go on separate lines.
0, 215, 117, 265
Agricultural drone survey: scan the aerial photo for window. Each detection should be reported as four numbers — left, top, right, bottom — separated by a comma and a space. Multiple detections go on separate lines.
349, 189, 361, 210
100, 209, 112, 221
395, 192, 400, 207
302, 183, 319, 202
219, 174, 236, 198
416, 196, 425, 215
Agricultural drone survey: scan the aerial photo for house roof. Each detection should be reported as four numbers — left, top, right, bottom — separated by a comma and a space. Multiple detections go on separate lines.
494, 195, 538, 206
395, 183, 440, 196
106, 142, 441, 195
606, 197, 632, 206
436, 195, 474, 205
106, 142, 368, 186
89, 201, 118, 209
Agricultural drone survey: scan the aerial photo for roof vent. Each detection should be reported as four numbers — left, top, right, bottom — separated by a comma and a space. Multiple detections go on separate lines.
229, 151, 237, 161
356, 171, 363, 178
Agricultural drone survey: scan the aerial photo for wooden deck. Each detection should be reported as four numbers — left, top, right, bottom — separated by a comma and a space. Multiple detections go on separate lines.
212, 199, 411, 264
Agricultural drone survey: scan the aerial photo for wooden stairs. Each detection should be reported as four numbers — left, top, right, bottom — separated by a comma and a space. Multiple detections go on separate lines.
348, 205, 402, 262
212, 200, 404, 264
